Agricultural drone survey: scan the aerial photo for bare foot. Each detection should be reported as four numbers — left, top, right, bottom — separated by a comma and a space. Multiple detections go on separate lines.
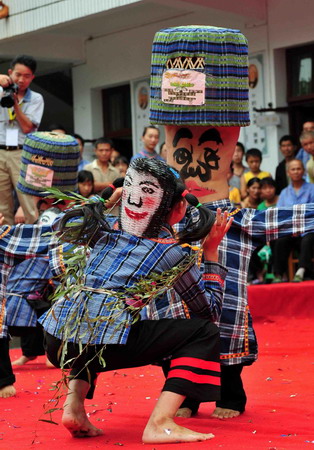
12, 355, 37, 366
175, 407, 193, 418
142, 418, 214, 444
211, 407, 241, 419
62, 394, 103, 438
0, 385, 16, 398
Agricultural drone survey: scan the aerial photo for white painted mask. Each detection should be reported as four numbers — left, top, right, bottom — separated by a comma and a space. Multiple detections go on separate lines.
120, 166, 164, 237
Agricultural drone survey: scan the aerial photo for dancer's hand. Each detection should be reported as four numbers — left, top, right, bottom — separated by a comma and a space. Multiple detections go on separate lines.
203, 208, 233, 261
106, 187, 122, 209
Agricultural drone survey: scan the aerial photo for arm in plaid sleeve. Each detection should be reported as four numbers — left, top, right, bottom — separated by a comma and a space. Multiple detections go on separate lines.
172, 261, 227, 322
238, 204, 314, 244
0, 224, 52, 263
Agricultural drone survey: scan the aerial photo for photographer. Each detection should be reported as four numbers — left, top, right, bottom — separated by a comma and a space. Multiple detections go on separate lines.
0, 55, 44, 224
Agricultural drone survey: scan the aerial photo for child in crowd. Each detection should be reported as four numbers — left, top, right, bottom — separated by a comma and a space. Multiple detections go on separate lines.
257, 177, 278, 210
112, 156, 129, 177
240, 148, 271, 199
229, 142, 248, 190
40, 158, 232, 443
159, 142, 167, 161
241, 177, 261, 209
255, 178, 278, 282
227, 163, 241, 207
78, 170, 95, 198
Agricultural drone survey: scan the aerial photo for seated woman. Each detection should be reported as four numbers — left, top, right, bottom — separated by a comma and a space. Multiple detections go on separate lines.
40, 158, 232, 444
78, 170, 95, 198
241, 177, 261, 209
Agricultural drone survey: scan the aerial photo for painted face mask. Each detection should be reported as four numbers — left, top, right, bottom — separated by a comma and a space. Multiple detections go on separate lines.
166, 125, 240, 200
38, 207, 61, 225
120, 158, 178, 238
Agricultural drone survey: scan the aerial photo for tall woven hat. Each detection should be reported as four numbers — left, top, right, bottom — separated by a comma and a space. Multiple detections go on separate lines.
17, 131, 80, 197
150, 25, 250, 126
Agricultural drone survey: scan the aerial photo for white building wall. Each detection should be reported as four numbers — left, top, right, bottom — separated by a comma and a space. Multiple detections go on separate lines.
0, 0, 139, 40
72, 9, 251, 155
74, 4, 309, 174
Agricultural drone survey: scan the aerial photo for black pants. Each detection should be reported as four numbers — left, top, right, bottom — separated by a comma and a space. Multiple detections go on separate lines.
45, 318, 221, 401
9, 307, 48, 358
0, 337, 15, 389
273, 232, 314, 277
9, 324, 45, 357
163, 361, 247, 414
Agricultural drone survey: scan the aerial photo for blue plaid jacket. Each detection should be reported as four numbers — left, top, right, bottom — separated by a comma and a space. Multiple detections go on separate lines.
0, 223, 73, 337
147, 199, 314, 366
5, 257, 52, 328
0, 224, 54, 337
40, 229, 227, 345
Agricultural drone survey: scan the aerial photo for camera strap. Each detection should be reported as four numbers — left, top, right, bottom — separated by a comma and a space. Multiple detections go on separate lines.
8, 100, 24, 123
8, 107, 16, 122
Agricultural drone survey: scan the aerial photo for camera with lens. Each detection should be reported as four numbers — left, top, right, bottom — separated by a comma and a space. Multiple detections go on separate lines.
0, 83, 18, 108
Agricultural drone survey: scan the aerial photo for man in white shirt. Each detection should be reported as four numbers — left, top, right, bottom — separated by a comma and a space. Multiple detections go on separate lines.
0, 55, 44, 224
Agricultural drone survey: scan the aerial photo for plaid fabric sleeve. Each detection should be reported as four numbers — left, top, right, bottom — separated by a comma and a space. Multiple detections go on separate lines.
236, 204, 314, 245
172, 261, 227, 322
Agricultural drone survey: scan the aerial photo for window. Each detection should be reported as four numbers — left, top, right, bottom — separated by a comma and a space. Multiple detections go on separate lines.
287, 45, 314, 101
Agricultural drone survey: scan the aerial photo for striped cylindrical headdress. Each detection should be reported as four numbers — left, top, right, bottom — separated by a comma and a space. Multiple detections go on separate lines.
17, 132, 80, 197
150, 25, 250, 126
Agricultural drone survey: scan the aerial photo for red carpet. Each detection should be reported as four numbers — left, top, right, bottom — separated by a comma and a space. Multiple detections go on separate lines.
1, 282, 314, 449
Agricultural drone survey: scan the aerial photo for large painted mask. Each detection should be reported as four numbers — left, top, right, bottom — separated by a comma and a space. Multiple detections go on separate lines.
149, 25, 250, 202
166, 125, 239, 200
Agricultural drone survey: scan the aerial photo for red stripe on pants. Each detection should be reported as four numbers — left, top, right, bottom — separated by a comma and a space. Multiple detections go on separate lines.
170, 357, 220, 372
167, 369, 220, 386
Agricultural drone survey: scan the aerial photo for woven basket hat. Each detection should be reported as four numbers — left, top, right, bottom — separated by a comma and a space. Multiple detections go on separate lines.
17, 131, 80, 197
150, 25, 250, 126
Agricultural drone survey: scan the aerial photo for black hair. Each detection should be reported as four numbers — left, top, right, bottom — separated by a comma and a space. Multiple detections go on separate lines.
113, 156, 129, 166
245, 148, 262, 162
78, 170, 94, 184
236, 141, 245, 153
58, 158, 215, 245
174, 184, 216, 245
36, 198, 65, 212
11, 55, 37, 74
48, 123, 67, 134
58, 177, 125, 244
279, 135, 297, 146
247, 177, 261, 188
142, 125, 160, 137
95, 137, 114, 148
159, 141, 166, 153
260, 177, 276, 189
74, 133, 85, 147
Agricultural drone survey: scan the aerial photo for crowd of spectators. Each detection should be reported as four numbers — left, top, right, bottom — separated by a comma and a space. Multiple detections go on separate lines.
228, 120, 314, 284
1, 54, 313, 287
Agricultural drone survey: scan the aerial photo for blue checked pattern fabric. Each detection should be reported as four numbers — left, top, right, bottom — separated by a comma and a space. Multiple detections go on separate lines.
148, 200, 314, 365
40, 230, 227, 346
0, 224, 53, 338
6, 257, 53, 328
149, 25, 250, 126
